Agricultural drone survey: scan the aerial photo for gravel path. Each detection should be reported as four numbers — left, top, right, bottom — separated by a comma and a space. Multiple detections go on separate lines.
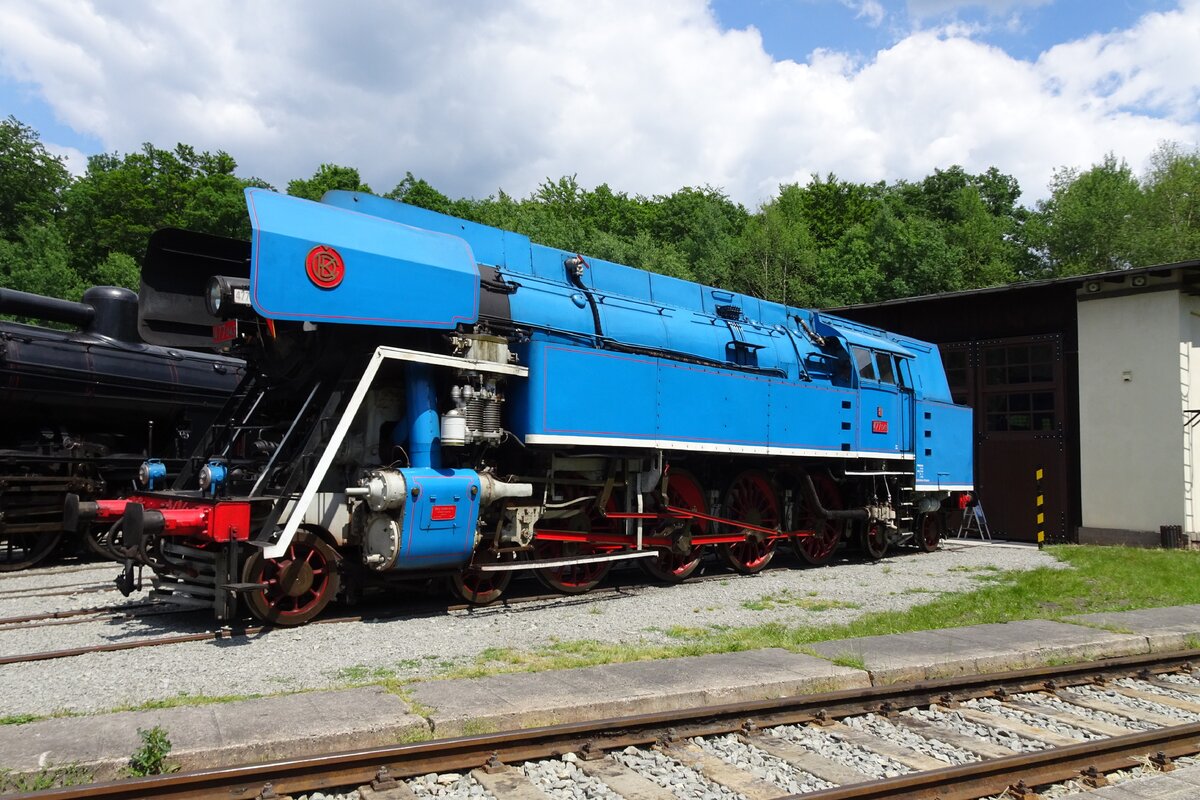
0, 541, 1059, 717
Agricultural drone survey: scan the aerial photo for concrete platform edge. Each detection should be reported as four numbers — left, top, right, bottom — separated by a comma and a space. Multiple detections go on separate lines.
5, 607, 1200, 786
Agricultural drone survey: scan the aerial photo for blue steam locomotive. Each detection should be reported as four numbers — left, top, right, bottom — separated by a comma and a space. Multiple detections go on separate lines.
67, 189, 972, 624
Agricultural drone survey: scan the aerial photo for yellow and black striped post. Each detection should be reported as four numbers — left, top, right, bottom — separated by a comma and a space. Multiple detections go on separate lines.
1035, 466, 1045, 549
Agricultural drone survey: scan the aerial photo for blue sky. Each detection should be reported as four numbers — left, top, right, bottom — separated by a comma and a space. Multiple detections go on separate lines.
711, 1, 1180, 64
1, 1, 1197, 206
1, 74, 99, 153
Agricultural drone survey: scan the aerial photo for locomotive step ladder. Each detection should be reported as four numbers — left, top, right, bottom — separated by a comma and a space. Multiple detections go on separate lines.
956, 498, 992, 540
250, 357, 373, 535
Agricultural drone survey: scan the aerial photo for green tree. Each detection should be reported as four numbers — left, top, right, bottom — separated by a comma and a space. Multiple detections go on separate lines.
733, 184, 819, 306
89, 251, 139, 290
1135, 141, 1200, 265
286, 163, 371, 201
1026, 154, 1142, 275
0, 223, 85, 298
385, 172, 460, 214
648, 186, 746, 288
792, 174, 881, 249
63, 143, 260, 273
0, 116, 72, 240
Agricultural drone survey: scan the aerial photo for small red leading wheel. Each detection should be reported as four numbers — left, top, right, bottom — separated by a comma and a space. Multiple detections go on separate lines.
915, 511, 943, 552
719, 470, 779, 574
861, 521, 889, 561
242, 528, 341, 626
792, 473, 845, 567
449, 549, 514, 605
642, 469, 705, 583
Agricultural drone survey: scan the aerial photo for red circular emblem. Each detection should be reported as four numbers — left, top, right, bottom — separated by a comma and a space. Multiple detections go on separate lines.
305, 245, 344, 289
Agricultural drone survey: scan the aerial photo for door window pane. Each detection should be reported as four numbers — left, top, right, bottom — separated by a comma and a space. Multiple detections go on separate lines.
876, 353, 896, 384
984, 391, 1056, 432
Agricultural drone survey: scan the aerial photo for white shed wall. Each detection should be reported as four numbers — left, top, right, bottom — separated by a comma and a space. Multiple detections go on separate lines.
1078, 290, 1186, 533
1185, 295, 1200, 534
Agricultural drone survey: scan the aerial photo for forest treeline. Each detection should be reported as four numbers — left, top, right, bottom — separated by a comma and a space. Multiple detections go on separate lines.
2, 114, 1198, 310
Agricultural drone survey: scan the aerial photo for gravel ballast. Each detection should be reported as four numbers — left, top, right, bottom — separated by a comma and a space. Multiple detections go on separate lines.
0, 541, 1059, 717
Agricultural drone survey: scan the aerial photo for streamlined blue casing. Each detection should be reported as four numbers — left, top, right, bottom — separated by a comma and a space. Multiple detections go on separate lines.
395, 468, 481, 569
246, 189, 479, 328
247, 190, 974, 490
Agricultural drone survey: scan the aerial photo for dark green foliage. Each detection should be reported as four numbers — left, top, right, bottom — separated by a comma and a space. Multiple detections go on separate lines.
0, 222, 85, 299
62, 143, 264, 278
729, 166, 1027, 308
386, 172, 461, 215
287, 163, 371, 201
4, 115, 1199, 309
1133, 142, 1200, 266
0, 116, 71, 239
1024, 154, 1142, 275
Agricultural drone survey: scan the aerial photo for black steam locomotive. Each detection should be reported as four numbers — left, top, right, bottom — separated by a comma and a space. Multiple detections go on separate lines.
0, 284, 242, 570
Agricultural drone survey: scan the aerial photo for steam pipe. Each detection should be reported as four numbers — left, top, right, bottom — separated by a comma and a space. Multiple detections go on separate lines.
405, 362, 441, 469
799, 472, 869, 521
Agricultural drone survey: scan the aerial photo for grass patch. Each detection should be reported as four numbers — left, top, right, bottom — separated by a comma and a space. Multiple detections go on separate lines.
409, 545, 1200, 680
743, 591, 861, 612
0, 764, 92, 793
459, 719, 499, 736
0, 713, 39, 726
111, 692, 267, 714
334, 664, 401, 683
395, 726, 433, 744
827, 651, 867, 670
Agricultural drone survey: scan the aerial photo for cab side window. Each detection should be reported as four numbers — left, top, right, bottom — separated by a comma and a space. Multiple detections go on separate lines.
853, 347, 875, 380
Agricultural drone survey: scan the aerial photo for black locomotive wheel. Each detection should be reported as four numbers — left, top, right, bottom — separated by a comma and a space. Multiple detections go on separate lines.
916, 511, 943, 552
242, 529, 340, 626
642, 469, 705, 583
792, 473, 845, 567
718, 470, 779, 575
861, 522, 889, 561
0, 528, 63, 572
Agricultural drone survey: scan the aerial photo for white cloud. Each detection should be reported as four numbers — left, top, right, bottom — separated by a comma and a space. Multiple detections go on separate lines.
841, 0, 886, 27
1037, 2, 1200, 123
43, 142, 87, 176
0, 0, 1196, 208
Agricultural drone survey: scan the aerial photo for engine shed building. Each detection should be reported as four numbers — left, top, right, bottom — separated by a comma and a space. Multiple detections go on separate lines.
834, 260, 1200, 546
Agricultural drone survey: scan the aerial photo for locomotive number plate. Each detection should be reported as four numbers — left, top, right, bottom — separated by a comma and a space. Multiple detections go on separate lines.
212, 320, 238, 344
871, 420, 889, 434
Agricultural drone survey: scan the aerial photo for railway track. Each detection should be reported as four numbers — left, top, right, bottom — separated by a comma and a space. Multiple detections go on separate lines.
16, 649, 1200, 800
0, 580, 113, 600
0, 601, 169, 631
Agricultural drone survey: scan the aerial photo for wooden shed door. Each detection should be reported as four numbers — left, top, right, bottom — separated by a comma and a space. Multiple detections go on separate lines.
943, 335, 1068, 542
